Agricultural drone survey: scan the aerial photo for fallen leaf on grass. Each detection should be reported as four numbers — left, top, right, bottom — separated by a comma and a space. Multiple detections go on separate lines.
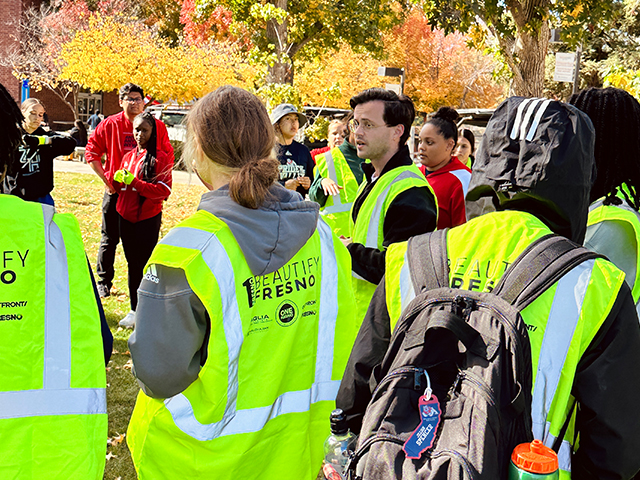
106, 452, 117, 461
123, 359, 133, 370
107, 433, 126, 447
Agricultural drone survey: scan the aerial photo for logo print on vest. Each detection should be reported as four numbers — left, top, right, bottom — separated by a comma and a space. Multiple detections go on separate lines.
276, 300, 299, 327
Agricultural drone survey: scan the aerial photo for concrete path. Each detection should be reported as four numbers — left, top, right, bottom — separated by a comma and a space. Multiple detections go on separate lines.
53, 158, 197, 185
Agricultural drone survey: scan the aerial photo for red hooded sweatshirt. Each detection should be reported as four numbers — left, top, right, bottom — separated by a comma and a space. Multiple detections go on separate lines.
419, 157, 472, 229
115, 148, 173, 223
85, 111, 173, 185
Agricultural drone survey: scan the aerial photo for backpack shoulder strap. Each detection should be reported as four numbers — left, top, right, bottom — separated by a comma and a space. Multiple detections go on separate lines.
493, 234, 603, 310
406, 229, 450, 293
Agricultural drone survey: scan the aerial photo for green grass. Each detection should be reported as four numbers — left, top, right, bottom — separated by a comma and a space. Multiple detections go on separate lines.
53, 171, 206, 480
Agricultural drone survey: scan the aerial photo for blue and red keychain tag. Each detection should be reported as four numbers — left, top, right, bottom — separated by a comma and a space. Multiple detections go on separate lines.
403, 370, 442, 460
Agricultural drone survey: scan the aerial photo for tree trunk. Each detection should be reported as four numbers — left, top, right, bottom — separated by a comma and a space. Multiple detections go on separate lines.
266, 0, 292, 84
511, 22, 549, 96
500, 0, 551, 97
267, 61, 294, 84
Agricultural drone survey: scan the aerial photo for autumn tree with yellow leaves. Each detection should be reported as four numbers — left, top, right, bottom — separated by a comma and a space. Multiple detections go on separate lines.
59, 13, 255, 103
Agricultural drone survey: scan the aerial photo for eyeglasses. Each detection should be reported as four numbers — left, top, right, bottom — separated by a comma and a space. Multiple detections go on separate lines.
124, 97, 143, 104
348, 119, 388, 132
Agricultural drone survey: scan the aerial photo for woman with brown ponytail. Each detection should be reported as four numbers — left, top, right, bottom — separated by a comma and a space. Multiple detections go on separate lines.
126, 86, 358, 480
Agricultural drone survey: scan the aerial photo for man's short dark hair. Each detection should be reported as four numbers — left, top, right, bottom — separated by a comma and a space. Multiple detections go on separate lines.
119, 83, 144, 100
350, 88, 415, 146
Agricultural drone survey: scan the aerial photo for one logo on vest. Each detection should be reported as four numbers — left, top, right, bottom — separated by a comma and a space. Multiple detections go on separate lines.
276, 300, 299, 327
143, 264, 159, 284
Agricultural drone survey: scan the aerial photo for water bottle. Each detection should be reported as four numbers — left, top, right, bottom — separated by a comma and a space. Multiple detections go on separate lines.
323, 409, 357, 480
509, 439, 560, 479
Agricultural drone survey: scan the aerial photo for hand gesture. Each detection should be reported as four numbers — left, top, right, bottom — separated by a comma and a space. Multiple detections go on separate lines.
321, 177, 342, 196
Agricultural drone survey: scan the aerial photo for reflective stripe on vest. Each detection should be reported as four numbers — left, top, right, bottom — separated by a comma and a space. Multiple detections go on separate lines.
531, 259, 595, 472
588, 198, 640, 305
318, 149, 358, 216
546, 423, 572, 472
0, 205, 106, 419
159, 220, 340, 441
322, 150, 348, 213
364, 170, 425, 248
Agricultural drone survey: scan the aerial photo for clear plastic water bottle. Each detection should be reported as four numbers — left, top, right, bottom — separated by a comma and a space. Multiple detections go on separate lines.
509, 439, 560, 479
323, 409, 357, 480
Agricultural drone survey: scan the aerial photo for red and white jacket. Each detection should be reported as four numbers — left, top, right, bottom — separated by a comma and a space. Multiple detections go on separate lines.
419, 157, 472, 229
85, 111, 173, 185
115, 148, 173, 223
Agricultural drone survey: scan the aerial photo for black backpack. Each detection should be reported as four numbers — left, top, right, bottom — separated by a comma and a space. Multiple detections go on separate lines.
346, 230, 599, 480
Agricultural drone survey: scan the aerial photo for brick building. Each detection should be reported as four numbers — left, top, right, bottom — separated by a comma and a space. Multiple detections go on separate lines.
0, 0, 120, 131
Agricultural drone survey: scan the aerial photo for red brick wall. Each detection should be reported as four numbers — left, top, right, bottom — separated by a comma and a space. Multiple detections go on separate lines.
1, 0, 122, 128
103, 90, 121, 116
0, 0, 24, 101
32, 88, 76, 131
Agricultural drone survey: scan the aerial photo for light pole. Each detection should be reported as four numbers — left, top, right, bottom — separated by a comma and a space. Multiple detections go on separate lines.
378, 66, 405, 95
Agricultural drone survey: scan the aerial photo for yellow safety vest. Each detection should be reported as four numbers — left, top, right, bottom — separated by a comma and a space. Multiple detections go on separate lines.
587, 198, 640, 305
127, 209, 358, 480
385, 211, 625, 479
0, 195, 107, 480
315, 148, 361, 238
350, 164, 434, 326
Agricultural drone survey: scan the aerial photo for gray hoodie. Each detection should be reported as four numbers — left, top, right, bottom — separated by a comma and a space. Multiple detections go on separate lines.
128, 183, 320, 398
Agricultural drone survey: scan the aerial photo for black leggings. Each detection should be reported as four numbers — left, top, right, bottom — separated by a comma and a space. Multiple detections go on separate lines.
119, 212, 162, 311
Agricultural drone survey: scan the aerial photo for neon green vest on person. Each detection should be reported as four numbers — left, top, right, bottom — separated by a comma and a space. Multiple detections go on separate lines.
127, 210, 358, 480
0, 195, 107, 480
350, 163, 434, 326
385, 211, 625, 479
587, 198, 640, 304
315, 148, 361, 238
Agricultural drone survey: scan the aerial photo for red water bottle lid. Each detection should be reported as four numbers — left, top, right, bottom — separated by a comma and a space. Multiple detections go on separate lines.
511, 439, 559, 474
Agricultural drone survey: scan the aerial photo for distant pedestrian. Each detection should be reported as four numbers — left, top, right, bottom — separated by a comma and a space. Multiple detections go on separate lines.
69, 119, 88, 147
88, 110, 102, 130
271, 103, 314, 197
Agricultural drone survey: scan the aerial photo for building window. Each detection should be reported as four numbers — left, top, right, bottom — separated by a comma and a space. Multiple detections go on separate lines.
77, 92, 103, 125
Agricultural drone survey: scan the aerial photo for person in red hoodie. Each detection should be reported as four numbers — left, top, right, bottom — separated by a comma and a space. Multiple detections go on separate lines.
417, 107, 472, 229
85, 83, 173, 304
113, 112, 173, 328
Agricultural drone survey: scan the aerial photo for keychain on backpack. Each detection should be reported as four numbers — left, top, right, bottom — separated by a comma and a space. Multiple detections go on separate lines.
403, 370, 442, 459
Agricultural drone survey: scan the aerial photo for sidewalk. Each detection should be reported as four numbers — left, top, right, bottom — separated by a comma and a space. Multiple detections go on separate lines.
53, 158, 197, 185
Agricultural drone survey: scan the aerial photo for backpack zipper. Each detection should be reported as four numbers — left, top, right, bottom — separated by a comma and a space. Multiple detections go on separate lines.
348, 434, 474, 478
370, 366, 425, 399
459, 370, 501, 435
475, 300, 527, 380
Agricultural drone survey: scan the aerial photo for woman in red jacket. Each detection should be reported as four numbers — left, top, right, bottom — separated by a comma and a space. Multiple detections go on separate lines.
114, 112, 173, 327
417, 107, 472, 229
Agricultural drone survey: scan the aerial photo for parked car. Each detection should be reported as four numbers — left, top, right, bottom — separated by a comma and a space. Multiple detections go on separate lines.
146, 104, 190, 143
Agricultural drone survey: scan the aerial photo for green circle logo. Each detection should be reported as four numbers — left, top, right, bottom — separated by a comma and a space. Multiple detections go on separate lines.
276, 301, 299, 327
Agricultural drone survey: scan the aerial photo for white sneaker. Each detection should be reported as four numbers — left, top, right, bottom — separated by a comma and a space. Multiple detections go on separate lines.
119, 310, 136, 329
